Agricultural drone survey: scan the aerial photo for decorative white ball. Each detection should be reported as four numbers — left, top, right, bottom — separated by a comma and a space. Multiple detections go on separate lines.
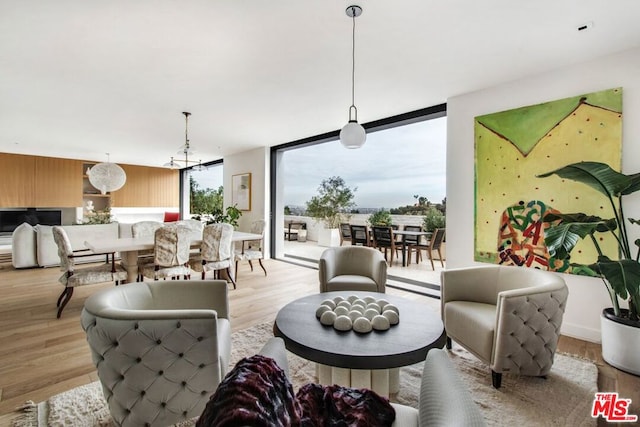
348, 310, 363, 322
376, 299, 390, 309
350, 305, 365, 314
334, 315, 353, 331
371, 315, 391, 331
353, 317, 373, 333
363, 296, 376, 304
337, 301, 352, 310
334, 306, 349, 316
347, 295, 359, 303
384, 304, 399, 314
316, 305, 332, 318
320, 299, 336, 310
352, 299, 367, 308
320, 310, 337, 326
366, 303, 381, 313
364, 308, 379, 321
333, 296, 346, 304
382, 310, 400, 325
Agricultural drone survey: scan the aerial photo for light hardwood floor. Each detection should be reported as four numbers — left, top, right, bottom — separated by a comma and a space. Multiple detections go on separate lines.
0, 259, 638, 426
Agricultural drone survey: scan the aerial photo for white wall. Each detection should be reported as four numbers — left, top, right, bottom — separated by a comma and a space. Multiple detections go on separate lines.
446, 46, 640, 342
223, 147, 270, 257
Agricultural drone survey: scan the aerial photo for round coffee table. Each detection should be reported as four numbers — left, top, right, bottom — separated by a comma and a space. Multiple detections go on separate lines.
273, 291, 445, 396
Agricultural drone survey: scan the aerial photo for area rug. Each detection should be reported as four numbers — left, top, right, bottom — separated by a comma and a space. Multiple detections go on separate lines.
12, 322, 598, 426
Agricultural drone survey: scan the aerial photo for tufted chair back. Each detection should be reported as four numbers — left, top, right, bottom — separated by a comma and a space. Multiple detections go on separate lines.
318, 246, 387, 293
81, 280, 232, 427
441, 265, 568, 388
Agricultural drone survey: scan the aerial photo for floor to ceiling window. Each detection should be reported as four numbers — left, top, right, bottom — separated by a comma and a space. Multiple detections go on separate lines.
270, 105, 446, 293
181, 161, 224, 218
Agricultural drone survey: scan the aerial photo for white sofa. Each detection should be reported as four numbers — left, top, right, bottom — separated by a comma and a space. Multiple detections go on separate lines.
11, 222, 133, 268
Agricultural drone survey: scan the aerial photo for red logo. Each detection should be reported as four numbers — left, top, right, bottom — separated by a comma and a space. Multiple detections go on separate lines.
591, 392, 638, 422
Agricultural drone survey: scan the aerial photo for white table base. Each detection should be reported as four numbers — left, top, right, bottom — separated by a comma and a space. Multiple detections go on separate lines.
316, 364, 400, 397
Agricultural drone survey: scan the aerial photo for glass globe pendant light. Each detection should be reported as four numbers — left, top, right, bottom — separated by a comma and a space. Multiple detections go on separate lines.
339, 5, 366, 149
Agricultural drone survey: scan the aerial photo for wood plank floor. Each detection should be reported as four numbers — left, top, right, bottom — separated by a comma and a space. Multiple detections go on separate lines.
0, 259, 638, 426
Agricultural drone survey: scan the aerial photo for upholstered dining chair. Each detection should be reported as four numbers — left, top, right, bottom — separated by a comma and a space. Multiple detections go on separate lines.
234, 220, 267, 279
318, 246, 387, 293
131, 220, 164, 281
52, 226, 127, 318
441, 265, 569, 388
141, 224, 192, 281
190, 223, 236, 288
81, 279, 232, 427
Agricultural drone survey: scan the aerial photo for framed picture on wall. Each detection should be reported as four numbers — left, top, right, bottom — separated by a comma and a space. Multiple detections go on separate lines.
232, 173, 251, 211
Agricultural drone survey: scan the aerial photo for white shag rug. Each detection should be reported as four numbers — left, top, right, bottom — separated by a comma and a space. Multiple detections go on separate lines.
12, 322, 598, 427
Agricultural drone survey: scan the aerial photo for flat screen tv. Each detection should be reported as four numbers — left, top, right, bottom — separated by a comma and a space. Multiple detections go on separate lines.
0, 209, 62, 233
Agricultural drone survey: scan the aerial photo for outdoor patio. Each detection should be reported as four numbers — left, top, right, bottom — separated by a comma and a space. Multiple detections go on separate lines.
282, 239, 444, 297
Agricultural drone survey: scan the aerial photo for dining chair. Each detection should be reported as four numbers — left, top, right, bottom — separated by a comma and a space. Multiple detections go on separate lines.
131, 220, 164, 281
235, 220, 267, 279
52, 226, 127, 318
413, 228, 446, 270
371, 226, 399, 265
403, 225, 424, 264
349, 225, 369, 246
339, 223, 352, 245
190, 223, 236, 288
141, 224, 193, 280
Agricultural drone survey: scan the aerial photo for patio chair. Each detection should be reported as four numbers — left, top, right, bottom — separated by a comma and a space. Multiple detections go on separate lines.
403, 225, 424, 264
411, 228, 446, 270
190, 223, 236, 288
339, 223, 352, 245
140, 224, 193, 280
52, 226, 127, 318
349, 224, 369, 246
371, 226, 400, 265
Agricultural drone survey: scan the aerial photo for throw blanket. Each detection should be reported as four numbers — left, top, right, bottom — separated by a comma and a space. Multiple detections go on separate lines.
197, 355, 395, 427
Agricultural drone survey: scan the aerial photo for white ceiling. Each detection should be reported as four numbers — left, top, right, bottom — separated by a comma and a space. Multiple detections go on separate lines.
2, 1, 640, 168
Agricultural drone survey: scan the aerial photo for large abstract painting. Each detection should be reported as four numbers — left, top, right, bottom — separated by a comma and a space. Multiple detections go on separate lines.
474, 87, 622, 272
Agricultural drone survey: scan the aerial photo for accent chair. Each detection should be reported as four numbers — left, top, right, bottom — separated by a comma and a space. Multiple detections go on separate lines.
318, 246, 387, 293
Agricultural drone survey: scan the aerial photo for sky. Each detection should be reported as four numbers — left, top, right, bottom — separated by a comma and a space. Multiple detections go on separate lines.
188, 116, 447, 210
282, 117, 447, 209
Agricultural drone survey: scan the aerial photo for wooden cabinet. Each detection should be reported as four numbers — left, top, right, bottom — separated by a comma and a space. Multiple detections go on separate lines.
111, 164, 179, 207
82, 162, 112, 217
0, 153, 36, 207
36, 157, 82, 207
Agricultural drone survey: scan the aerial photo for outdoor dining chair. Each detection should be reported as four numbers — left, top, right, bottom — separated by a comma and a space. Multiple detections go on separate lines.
371, 226, 400, 265
349, 225, 369, 246
339, 223, 352, 245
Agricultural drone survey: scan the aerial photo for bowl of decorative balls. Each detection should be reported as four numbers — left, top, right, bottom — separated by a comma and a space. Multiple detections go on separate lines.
315, 295, 399, 333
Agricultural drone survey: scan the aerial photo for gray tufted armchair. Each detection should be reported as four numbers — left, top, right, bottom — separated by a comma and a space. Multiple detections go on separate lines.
81, 280, 231, 427
441, 265, 568, 388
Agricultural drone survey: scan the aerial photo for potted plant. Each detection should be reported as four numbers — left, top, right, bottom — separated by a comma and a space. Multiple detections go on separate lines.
193, 205, 243, 228
367, 210, 393, 227
538, 161, 640, 375
306, 176, 356, 247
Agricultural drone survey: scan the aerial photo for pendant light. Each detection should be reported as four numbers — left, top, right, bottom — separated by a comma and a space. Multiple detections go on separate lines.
87, 153, 127, 195
339, 5, 366, 149
163, 111, 206, 171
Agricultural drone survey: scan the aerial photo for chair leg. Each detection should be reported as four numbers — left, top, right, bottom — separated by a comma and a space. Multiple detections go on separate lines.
428, 249, 435, 270
437, 248, 444, 267
226, 267, 237, 289
492, 370, 502, 389
248, 260, 254, 271
446, 336, 452, 349
235, 260, 239, 280
258, 259, 267, 276
56, 287, 74, 319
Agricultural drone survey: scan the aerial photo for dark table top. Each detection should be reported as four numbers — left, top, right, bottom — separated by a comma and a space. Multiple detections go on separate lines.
273, 291, 446, 370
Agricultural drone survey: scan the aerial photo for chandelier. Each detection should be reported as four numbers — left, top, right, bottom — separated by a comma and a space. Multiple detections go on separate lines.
87, 153, 127, 195
339, 5, 366, 149
164, 111, 205, 171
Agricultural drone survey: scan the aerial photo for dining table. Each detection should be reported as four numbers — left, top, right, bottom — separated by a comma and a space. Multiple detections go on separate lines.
85, 230, 263, 283
392, 229, 432, 266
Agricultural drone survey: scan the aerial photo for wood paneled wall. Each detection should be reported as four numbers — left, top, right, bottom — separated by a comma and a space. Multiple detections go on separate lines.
0, 153, 179, 208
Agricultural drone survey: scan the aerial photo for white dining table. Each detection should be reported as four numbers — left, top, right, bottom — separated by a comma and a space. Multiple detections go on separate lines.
85, 231, 263, 283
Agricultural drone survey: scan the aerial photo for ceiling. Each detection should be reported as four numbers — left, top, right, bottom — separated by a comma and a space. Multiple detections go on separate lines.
2, 1, 640, 168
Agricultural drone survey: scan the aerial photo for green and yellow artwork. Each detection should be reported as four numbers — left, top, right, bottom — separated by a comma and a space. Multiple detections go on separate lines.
474, 87, 622, 271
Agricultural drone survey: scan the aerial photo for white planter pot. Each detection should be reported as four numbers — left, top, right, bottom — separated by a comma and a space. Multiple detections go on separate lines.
318, 228, 341, 247
600, 309, 640, 375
